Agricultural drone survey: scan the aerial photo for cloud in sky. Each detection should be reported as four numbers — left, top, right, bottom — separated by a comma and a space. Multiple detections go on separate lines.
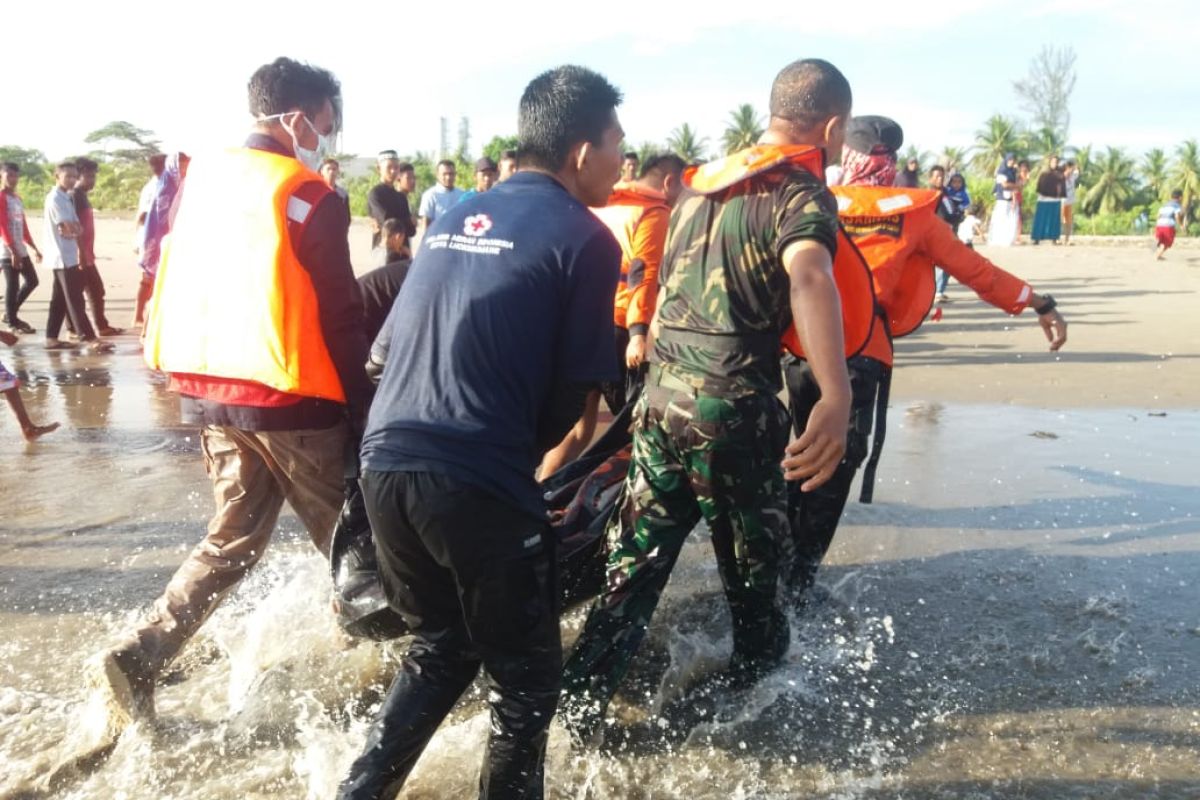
2, 0, 1196, 160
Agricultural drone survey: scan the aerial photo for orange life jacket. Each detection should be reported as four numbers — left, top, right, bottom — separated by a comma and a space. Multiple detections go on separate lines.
592, 183, 670, 331
686, 145, 876, 360
143, 147, 345, 403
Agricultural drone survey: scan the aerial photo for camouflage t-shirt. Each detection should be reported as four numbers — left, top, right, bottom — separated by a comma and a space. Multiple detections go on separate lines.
652, 164, 838, 394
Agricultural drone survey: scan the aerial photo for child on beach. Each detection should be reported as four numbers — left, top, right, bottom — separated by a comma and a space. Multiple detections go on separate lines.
0, 330, 59, 440
1155, 190, 1184, 261
958, 203, 984, 248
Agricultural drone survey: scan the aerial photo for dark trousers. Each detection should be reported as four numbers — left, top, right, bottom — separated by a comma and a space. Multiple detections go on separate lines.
46, 268, 96, 341
79, 263, 109, 330
783, 356, 883, 595
338, 470, 561, 800
599, 325, 646, 414
2, 256, 39, 323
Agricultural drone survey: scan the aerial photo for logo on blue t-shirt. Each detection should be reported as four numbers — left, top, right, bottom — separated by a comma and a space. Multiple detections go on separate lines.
464, 213, 493, 236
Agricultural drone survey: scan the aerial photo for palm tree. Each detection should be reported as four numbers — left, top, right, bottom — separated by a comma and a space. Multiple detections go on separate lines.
1140, 148, 1169, 202
1080, 147, 1136, 215
668, 123, 709, 164
1028, 126, 1066, 163
970, 115, 1023, 176
721, 104, 764, 154
940, 146, 969, 174
1169, 139, 1200, 224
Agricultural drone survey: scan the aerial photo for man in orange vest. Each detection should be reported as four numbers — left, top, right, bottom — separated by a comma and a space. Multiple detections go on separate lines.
785, 115, 1068, 597
88, 57, 370, 732
538, 152, 686, 478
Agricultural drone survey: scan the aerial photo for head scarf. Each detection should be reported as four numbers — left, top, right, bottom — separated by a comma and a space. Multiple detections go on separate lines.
841, 146, 897, 187
139, 152, 185, 277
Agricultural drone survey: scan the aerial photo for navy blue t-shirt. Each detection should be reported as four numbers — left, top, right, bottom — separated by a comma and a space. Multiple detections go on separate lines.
361, 171, 621, 520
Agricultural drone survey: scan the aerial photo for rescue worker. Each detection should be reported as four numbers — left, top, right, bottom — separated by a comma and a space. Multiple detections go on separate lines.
87, 56, 369, 731
538, 152, 687, 478
560, 58, 856, 742
337, 65, 624, 799
784, 115, 1068, 597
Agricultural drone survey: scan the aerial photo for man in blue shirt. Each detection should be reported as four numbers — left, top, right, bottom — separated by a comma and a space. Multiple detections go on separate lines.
338, 65, 624, 800
416, 159, 465, 244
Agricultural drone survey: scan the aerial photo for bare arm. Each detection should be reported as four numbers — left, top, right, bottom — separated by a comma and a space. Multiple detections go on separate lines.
780, 239, 851, 491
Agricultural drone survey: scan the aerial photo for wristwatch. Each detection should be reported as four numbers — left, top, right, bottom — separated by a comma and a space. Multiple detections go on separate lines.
1033, 293, 1057, 315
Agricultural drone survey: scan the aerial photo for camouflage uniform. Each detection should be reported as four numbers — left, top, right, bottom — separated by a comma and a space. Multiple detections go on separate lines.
561, 158, 838, 733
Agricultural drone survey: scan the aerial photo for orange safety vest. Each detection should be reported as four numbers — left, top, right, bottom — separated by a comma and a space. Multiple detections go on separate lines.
685, 145, 876, 360
592, 183, 670, 331
143, 147, 345, 403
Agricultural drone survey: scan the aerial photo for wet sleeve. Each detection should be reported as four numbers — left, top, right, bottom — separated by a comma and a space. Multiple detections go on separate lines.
297, 190, 372, 417
559, 229, 621, 384
625, 205, 670, 334
923, 216, 1032, 314
774, 174, 839, 262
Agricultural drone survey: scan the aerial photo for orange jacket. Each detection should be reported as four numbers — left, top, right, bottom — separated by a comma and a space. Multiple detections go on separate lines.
144, 147, 345, 403
832, 186, 1033, 366
592, 183, 670, 333
685, 144, 876, 360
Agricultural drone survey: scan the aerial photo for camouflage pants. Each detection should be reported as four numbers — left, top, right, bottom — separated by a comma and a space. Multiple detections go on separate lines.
560, 367, 791, 731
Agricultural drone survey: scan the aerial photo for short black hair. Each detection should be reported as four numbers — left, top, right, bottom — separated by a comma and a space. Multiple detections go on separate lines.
1, 162, 19, 173
436, 159, 456, 170
397, 161, 414, 174
623, 151, 639, 161
928, 164, 945, 175
248, 57, 342, 132
518, 65, 623, 172
74, 157, 99, 173
320, 157, 339, 169
1018, 159, 1031, 169
500, 149, 518, 161
640, 153, 687, 180
381, 217, 408, 239
769, 58, 852, 130
1172, 189, 1183, 199
56, 161, 78, 173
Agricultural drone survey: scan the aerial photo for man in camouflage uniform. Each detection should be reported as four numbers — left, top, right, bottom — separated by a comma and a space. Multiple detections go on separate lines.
561, 58, 856, 739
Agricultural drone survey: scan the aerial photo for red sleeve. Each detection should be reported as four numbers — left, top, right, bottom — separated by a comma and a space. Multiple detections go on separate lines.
923, 216, 1032, 314
21, 211, 35, 247
625, 205, 669, 331
0, 195, 13, 249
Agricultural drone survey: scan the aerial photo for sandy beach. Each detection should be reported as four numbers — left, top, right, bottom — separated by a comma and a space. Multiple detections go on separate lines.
0, 216, 1197, 799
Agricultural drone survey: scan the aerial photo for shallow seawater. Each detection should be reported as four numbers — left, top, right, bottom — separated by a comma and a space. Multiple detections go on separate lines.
1, 343, 1198, 799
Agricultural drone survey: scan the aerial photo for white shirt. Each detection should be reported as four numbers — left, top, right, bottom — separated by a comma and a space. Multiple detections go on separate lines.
43, 187, 80, 269
2, 193, 28, 259
958, 214, 981, 244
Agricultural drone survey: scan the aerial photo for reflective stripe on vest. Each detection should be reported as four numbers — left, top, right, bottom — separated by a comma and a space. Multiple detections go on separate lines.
143, 148, 345, 403
831, 186, 941, 339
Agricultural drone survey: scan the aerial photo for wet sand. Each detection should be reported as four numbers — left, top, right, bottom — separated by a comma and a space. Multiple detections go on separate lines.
0, 218, 1198, 798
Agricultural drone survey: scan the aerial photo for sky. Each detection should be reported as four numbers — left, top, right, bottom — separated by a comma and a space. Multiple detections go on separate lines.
3, 0, 1197, 164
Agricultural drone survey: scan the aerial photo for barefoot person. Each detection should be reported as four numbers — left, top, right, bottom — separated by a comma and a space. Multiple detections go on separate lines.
0, 331, 58, 440
1155, 190, 1184, 260
88, 56, 369, 733
71, 158, 123, 336
42, 162, 107, 352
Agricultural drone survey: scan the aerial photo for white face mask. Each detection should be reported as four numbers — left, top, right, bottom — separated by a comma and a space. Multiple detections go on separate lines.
260, 111, 335, 171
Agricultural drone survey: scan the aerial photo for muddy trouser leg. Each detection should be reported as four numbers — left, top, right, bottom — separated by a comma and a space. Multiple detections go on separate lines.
560, 388, 702, 737
688, 391, 792, 670
782, 357, 879, 597
79, 263, 109, 330
341, 470, 560, 800
125, 424, 345, 676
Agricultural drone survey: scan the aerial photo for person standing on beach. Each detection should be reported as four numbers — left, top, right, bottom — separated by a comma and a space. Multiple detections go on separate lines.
987, 153, 1020, 246
928, 164, 967, 302
1061, 159, 1079, 245
621, 150, 639, 182
1, 162, 44, 334
1031, 156, 1065, 244
415, 159, 464, 243
1155, 189, 1184, 260
457, 156, 499, 202
337, 65, 623, 799
894, 156, 920, 188
320, 157, 352, 217
70, 158, 122, 336
42, 162, 106, 352
784, 115, 1068, 599
498, 149, 518, 182
367, 152, 415, 249
89, 56, 369, 734
560, 58, 854, 742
